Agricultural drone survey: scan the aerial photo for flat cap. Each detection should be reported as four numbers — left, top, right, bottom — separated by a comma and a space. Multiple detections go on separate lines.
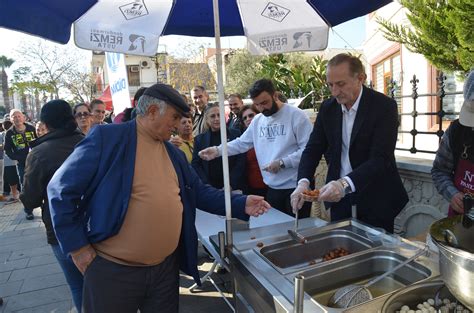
143, 83, 190, 116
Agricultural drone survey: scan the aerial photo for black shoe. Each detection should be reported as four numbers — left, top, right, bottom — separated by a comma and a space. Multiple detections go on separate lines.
26, 213, 34, 220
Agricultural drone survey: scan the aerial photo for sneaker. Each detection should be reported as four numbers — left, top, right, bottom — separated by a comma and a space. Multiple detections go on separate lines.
26, 213, 34, 220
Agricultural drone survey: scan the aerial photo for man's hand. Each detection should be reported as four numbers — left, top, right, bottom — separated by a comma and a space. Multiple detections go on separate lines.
450, 192, 465, 214
169, 135, 183, 147
198, 146, 220, 161
318, 180, 345, 202
71, 244, 97, 275
291, 180, 309, 213
245, 195, 271, 217
262, 160, 281, 174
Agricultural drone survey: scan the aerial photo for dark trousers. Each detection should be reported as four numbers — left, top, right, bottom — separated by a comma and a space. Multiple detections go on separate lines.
17, 163, 31, 214
329, 196, 394, 233
267, 187, 311, 218
83, 251, 179, 313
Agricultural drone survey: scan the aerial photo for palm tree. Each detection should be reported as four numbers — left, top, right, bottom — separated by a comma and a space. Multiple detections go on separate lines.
0, 55, 15, 112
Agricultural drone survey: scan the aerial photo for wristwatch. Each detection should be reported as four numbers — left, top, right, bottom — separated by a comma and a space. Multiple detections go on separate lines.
279, 159, 285, 168
338, 178, 352, 194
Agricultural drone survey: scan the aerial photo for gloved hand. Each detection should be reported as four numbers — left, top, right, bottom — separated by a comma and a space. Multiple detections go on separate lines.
262, 160, 282, 173
290, 180, 309, 213
198, 146, 220, 161
318, 180, 345, 202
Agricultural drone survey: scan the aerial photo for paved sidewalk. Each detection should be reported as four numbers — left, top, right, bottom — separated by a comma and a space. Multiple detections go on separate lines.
0, 201, 232, 313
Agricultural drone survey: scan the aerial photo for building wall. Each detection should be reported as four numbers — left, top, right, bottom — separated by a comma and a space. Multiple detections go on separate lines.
92, 53, 158, 97
364, 2, 445, 159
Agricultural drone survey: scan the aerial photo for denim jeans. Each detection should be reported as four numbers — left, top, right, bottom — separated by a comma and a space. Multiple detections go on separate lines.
51, 244, 84, 312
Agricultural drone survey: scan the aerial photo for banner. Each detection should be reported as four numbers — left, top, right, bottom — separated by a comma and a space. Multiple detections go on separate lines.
237, 0, 329, 55
105, 52, 131, 115
74, 0, 173, 56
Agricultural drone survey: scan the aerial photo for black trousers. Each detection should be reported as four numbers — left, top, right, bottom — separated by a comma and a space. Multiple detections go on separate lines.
330, 196, 394, 233
82, 251, 179, 313
266, 187, 311, 218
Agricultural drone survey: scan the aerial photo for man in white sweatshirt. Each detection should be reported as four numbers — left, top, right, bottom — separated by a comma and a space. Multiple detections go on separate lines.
199, 79, 313, 217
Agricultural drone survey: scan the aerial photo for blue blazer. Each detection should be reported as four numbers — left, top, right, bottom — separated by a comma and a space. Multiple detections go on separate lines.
192, 128, 246, 190
298, 87, 408, 228
47, 120, 248, 284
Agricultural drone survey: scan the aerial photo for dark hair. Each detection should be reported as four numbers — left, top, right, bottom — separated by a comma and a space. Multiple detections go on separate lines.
73, 103, 91, 115
121, 108, 134, 122
133, 87, 147, 107
40, 99, 77, 131
90, 99, 105, 110
228, 93, 242, 100
327, 53, 365, 76
249, 79, 276, 99
239, 104, 259, 119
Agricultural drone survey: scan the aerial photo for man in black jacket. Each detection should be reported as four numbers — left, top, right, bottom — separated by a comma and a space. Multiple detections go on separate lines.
20, 100, 84, 312
291, 54, 408, 232
4, 109, 37, 219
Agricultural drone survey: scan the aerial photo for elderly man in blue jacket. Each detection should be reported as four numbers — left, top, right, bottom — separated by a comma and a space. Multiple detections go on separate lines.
47, 83, 270, 313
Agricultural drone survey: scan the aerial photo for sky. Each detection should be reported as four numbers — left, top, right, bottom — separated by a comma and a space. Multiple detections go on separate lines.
0, 16, 365, 75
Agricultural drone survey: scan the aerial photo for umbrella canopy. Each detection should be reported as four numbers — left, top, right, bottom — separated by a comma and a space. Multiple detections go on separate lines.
1, 0, 392, 54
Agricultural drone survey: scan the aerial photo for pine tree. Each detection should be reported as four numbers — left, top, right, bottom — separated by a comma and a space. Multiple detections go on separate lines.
377, 0, 473, 74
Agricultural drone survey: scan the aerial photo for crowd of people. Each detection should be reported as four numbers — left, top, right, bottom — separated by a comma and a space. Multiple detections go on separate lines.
0, 53, 471, 312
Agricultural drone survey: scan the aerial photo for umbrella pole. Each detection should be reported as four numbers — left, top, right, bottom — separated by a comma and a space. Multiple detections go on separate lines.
212, 0, 233, 247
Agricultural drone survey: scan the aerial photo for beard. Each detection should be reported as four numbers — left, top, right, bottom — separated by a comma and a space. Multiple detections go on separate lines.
262, 100, 279, 116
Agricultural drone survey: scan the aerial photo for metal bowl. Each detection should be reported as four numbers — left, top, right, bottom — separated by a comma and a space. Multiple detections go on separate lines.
381, 279, 462, 313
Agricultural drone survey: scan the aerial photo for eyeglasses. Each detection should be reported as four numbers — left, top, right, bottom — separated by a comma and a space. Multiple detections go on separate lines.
242, 113, 255, 121
209, 114, 220, 119
75, 112, 91, 118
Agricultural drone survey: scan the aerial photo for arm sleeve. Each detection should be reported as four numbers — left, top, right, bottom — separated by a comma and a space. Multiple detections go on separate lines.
282, 110, 312, 168
431, 126, 459, 202
190, 164, 249, 221
297, 105, 328, 181
19, 151, 45, 210
4, 131, 18, 161
191, 136, 209, 184
47, 127, 102, 255
220, 120, 255, 156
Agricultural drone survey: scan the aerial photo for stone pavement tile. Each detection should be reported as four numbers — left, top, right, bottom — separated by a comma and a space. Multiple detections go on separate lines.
8, 246, 51, 261
9, 300, 75, 313
0, 240, 48, 254
27, 255, 57, 267
0, 280, 23, 297
0, 231, 24, 239
0, 271, 11, 283
0, 253, 10, 263
0, 259, 28, 273
20, 272, 67, 293
21, 228, 44, 236
1, 285, 72, 312
9, 263, 62, 282
12, 222, 42, 232
0, 234, 44, 248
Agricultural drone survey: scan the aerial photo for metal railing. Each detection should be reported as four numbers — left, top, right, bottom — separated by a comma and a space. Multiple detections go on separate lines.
386, 73, 463, 154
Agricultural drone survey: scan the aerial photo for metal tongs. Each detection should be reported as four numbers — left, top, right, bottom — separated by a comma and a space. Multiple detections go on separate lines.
288, 209, 308, 244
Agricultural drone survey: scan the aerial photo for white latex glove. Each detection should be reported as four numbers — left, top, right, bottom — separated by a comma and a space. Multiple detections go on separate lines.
262, 160, 281, 174
198, 146, 220, 161
318, 180, 345, 203
290, 180, 309, 213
